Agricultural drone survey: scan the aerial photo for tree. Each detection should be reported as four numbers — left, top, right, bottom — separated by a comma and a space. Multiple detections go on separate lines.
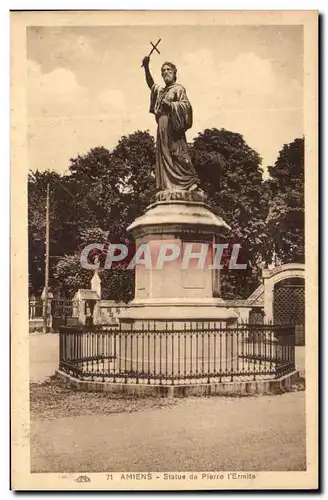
52, 131, 156, 299
191, 128, 269, 298
28, 170, 80, 296
65, 132, 156, 232
30, 129, 272, 301
32, 130, 304, 303
97, 131, 156, 227
53, 230, 134, 303
266, 137, 304, 264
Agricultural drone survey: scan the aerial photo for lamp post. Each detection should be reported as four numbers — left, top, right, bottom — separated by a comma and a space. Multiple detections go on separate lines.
29, 171, 76, 331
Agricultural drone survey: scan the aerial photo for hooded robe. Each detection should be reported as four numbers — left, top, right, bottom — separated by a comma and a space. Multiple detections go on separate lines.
150, 82, 199, 191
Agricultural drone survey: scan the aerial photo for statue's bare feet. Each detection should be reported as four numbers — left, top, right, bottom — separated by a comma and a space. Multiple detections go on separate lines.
189, 183, 198, 191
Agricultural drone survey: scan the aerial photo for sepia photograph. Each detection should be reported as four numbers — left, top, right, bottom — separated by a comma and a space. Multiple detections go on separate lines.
11, 10, 318, 490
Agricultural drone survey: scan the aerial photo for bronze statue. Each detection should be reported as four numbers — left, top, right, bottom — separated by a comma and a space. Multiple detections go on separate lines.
142, 56, 200, 192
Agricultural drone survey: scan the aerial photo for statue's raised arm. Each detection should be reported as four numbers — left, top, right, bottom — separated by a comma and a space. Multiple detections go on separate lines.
142, 56, 154, 90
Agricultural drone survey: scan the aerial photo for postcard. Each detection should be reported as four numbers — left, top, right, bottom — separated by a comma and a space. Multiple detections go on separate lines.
11, 10, 318, 490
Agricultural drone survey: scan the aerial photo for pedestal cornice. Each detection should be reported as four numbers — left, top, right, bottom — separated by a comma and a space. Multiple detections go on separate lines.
127, 190, 230, 238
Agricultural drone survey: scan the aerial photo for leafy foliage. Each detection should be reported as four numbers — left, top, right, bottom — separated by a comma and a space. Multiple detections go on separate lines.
29, 132, 155, 299
265, 137, 304, 264
28, 129, 304, 302
28, 170, 80, 295
191, 128, 269, 298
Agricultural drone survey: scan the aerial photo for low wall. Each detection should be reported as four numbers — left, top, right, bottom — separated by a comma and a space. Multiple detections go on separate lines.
56, 369, 300, 397
98, 300, 128, 324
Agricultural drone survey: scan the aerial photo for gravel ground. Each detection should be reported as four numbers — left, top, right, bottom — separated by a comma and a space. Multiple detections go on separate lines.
30, 377, 178, 419
30, 377, 306, 473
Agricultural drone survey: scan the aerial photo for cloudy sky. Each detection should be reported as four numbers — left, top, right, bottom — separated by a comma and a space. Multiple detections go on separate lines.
27, 25, 303, 176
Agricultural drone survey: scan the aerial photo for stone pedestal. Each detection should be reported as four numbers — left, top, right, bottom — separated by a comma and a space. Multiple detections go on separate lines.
119, 190, 237, 325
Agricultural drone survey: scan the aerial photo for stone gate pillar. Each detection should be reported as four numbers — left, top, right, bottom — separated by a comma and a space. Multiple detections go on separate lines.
262, 269, 274, 322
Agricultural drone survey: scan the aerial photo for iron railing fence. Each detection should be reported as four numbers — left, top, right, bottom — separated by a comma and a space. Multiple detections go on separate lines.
29, 298, 78, 318
29, 298, 44, 319
51, 299, 78, 319
59, 322, 295, 385
51, 299, 79, 328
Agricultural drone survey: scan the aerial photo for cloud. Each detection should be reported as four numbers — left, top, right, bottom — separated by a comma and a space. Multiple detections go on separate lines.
27, 60, 126, 118
27, 28, 99, 71
27, 40, 303, 175
182, 50, 302, 112
217, 53, 276, 108
179, 49, 303, 170
27, 61, 88, 117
